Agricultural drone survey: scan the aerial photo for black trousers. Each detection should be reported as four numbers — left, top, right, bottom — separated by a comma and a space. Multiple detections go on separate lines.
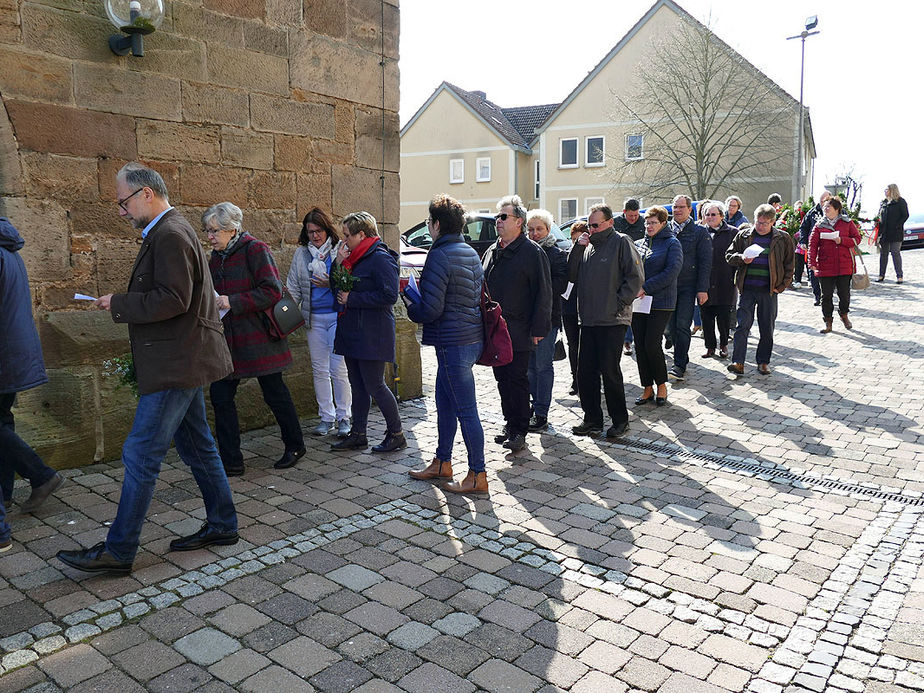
577, 325, 628, 427
700, 305, 733, 350
562, 313, 580, 387
210, 372, 304, 469
493, 350, 531, 436
819, 275, 852, 321
344, 358, 402, 436
794, 253, 807, 283
632, 311, 672, 388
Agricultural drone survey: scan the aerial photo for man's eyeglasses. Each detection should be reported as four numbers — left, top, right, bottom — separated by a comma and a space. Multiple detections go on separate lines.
588, 222, 602, 229
494, 213, 515, 221
117, 188, 144, 212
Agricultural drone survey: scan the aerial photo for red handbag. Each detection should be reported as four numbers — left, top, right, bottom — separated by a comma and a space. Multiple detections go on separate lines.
477, 282, 513, 367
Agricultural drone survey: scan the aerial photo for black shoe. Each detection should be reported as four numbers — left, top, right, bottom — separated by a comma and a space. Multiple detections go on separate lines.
372, 431, 407, 453
274, 447, 306, 470
572, 421, 603, 436
224, 465, 245, 477
57, 542, 132, 576
21, 473, 64, 513
634, 395, 654, 406
668, 365, 685, 381
494, 427, 509, 444
527, 415, 548, 432
170, 524, 239, 552
813, 299, 821, 306
656, 396, 668, 407
606, 421, 629, 438
331, 432, 368, 451
568, 384, 578, 396
503, 433, 526, 451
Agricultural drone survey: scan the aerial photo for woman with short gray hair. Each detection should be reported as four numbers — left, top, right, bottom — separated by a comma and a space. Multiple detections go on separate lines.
203, 202, 305, 475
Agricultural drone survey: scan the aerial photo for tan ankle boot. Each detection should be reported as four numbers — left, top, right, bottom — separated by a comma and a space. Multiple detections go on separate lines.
409, 457, 453, 480
443, 471, 489, 496
820, 320, 833, 333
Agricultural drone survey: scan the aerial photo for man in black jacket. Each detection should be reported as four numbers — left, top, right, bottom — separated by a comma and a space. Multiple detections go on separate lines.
526, 209, 568, 433
483, 195, 552, 452
613, 198, 645, 241
568, 203, 644, 438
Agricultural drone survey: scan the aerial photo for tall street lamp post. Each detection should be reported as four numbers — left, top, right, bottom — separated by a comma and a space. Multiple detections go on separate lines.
787, 15, 820, 200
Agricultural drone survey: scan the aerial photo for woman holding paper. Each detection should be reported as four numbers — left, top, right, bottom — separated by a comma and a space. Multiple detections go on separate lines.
632, 206, 682, 406
808, 197, 862, 333
286, 207, 352, 437
404, 195, 487, 495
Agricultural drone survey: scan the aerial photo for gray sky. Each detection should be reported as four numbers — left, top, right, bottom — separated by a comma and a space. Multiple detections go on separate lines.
399, 0, 921, 215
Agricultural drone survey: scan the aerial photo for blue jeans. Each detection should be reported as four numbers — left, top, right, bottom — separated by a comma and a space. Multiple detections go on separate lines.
1, 392, 57, 502
528, 325, 559, 418
669, 286, 697, 371
732, 290, 778, 365
0, 495, 9, 544
435, 342, 484, 473
106, 387, 237, 562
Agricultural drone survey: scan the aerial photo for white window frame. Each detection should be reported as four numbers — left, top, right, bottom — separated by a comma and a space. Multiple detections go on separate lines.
449, 158, 464, 184
585, 197, 605, 214
559, 198, 578, 223
559, 138, 578, 169
585, 135, 605, 167
475, 157, 491, 182
534, 160, 540, 199
625, 134, 644, 161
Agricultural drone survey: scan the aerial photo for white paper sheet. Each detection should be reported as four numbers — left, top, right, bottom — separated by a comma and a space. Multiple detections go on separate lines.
73, 293, 97, 301
632, 295, 653, 314
561, 282, 574, 301
214, 289, 229, 319
819, 231, 839, 241
405, 273, 421, 302
742, 243, 765, 260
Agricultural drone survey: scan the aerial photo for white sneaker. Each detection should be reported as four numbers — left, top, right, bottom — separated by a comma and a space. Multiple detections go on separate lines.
336, 419, 352, 437
792, 281, 802, 289
311, 420, 335, 436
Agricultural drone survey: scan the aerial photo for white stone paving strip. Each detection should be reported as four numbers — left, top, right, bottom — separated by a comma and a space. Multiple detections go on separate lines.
746, 504, 924, 693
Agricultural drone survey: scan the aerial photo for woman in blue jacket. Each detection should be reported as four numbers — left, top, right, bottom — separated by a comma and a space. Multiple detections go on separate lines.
330, 212, 405, 454
632, 206, 682, 406
404, 195, 487, 495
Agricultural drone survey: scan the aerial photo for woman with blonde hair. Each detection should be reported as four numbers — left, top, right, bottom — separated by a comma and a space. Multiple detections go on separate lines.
724, 196, 748, 227
877, 183, 909, 283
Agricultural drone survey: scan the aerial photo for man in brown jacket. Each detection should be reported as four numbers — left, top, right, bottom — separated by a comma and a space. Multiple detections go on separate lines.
58, 163, 238, 576
725, 203, 795, 376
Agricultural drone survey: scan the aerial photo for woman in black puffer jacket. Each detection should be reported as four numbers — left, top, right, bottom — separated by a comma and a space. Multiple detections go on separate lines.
405, 195, 487, 496
877, 183, 909, 283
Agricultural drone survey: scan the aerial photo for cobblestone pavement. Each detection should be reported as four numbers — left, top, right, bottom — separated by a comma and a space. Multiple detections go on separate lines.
1, 250, 922, 693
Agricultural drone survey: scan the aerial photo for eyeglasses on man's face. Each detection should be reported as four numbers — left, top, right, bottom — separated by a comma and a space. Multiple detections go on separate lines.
495, 213, 516, 221
118, 188, 144, 212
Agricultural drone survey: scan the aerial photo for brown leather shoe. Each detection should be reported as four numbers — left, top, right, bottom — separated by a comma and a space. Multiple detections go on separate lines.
718, 346, 729, 359
820, 320, 833, 333
701, 349, 715, 358
409, 458, 453, 480
727, 362, 744, 375
758, 363, 771, 375
840, 314, 853, 330
443, 471, 489, 496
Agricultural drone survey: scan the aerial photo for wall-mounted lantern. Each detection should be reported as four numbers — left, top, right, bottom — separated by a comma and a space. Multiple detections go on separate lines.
106, 0, 164, 57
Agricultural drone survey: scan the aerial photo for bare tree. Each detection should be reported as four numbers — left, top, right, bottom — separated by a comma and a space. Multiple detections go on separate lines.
611, 16, 797, 201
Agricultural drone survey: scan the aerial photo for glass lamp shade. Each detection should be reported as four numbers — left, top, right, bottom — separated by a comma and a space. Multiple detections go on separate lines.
105, 0, 164, 30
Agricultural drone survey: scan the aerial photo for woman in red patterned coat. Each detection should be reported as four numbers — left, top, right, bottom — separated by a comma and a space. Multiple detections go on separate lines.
808, 196, 862, 334
204, 202, 305, 476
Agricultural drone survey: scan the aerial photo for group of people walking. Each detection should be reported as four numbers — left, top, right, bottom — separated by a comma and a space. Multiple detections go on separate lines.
0, 162, 908, 573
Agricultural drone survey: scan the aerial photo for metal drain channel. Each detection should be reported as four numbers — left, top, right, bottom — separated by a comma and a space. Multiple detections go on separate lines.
620, 438, 924, 507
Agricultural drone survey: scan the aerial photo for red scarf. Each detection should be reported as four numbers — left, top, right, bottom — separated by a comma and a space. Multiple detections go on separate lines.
342, 237, 378, 271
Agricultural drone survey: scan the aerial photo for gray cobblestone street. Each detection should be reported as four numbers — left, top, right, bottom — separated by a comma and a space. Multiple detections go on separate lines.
1, 250, 922, 693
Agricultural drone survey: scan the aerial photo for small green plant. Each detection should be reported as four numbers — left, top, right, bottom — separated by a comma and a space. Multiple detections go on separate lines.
330, 264, 358, 292
104, 354, 139, 398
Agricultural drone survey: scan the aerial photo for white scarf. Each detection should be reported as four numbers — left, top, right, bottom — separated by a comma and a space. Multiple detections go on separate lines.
305, 238, 333, 280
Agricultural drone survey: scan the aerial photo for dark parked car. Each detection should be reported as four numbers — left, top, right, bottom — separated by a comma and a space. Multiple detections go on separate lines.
902, 213, 924, 249
403, 213, 570, 258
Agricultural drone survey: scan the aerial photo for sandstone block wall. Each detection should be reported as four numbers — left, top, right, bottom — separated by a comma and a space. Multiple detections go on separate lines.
0, 0, 420, 468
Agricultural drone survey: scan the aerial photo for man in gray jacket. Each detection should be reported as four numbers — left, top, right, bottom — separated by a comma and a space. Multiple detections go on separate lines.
568, 203, 644, 438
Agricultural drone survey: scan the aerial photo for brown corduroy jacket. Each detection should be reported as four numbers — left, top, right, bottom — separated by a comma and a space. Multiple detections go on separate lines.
110, 209, 232, 394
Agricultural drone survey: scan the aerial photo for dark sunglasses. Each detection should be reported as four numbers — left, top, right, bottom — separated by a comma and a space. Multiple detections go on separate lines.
494, 213, 516, 221
588, 222, 602, 229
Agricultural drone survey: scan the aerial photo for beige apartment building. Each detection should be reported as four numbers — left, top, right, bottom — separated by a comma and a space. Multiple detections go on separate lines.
400, 0, 815, 231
